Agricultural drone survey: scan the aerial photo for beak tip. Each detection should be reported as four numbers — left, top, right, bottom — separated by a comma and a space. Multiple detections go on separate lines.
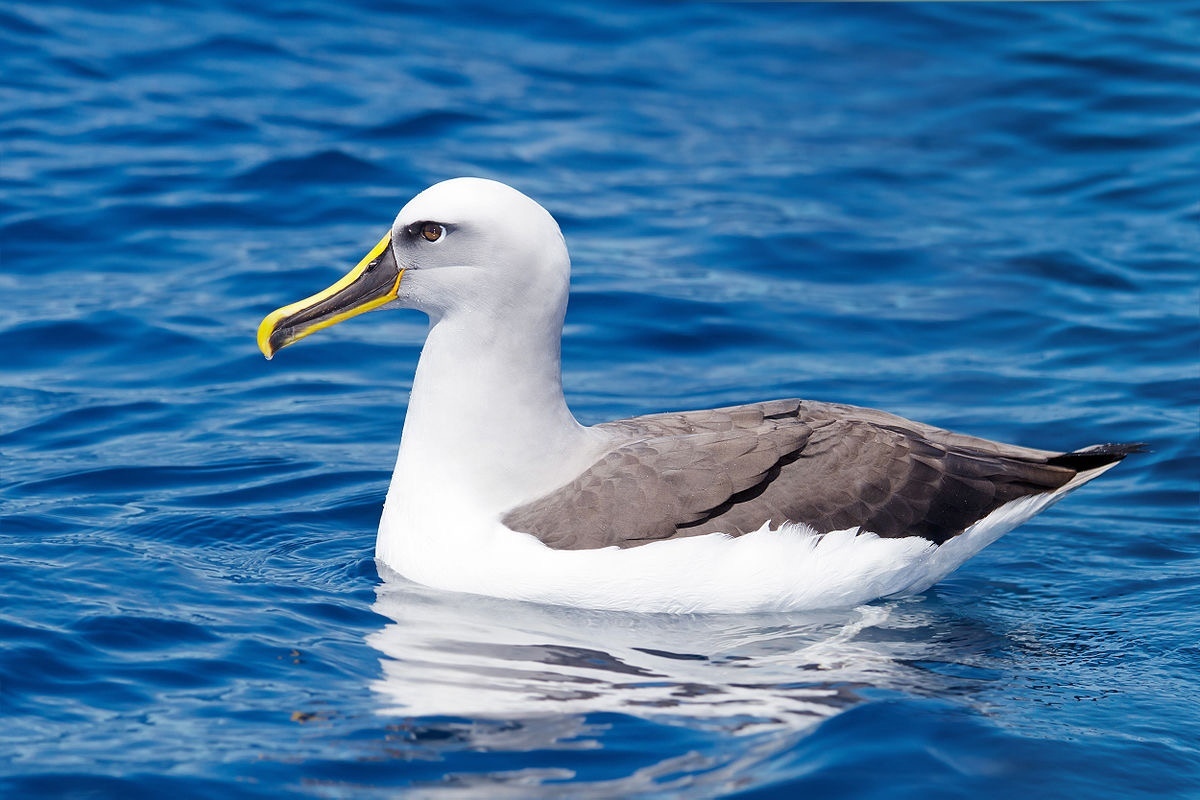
258, 337, 279, 360
256, 320, 277, 360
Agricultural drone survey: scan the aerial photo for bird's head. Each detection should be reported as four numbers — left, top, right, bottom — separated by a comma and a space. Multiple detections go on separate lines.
257, 177, 570, 359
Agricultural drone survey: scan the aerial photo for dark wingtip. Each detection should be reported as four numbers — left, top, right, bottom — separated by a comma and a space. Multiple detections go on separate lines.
1047, 442, 1148, 471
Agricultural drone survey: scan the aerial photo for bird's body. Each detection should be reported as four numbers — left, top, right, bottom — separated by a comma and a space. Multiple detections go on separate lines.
258, 178, 1136, 613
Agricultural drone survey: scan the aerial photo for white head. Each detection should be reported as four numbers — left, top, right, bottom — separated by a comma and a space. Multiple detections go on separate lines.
257, 178, 571, 357
388, 178, 570, 322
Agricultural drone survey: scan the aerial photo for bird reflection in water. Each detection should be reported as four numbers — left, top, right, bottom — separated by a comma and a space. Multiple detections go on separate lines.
365, 568, 993, 796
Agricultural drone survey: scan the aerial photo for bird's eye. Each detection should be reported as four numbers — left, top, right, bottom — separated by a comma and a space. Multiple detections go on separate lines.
421, 222, 444, 243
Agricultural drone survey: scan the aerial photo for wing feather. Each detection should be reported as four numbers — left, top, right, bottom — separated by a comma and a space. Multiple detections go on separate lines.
501, 399, 1127, 550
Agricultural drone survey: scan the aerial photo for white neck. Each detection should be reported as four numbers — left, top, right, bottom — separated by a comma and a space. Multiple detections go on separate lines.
384, 304, 608, 525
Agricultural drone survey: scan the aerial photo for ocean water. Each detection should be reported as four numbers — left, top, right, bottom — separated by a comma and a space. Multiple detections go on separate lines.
3, 0, 1198, 797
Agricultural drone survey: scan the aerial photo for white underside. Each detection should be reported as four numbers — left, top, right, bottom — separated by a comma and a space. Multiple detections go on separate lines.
375, 462, 1119, 614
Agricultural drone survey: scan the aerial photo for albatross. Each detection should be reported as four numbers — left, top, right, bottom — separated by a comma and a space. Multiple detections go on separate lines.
257, 177, 1137, 613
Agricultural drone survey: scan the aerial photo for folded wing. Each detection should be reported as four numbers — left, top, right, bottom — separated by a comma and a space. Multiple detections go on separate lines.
502, 399, 1135, 550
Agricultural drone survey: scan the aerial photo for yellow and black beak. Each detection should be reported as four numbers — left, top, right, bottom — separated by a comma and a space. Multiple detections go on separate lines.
257, 232, 403, 359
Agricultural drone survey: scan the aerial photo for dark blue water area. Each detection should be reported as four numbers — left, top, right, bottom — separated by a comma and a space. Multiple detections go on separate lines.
3, 0, 1198, 797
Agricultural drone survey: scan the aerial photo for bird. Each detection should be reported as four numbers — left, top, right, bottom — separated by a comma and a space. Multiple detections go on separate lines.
257, 177, 1137, 614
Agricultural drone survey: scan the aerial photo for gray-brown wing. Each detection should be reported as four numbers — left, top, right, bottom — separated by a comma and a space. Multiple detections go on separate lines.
502, 400, 812, 549
502, 398, 1126, 549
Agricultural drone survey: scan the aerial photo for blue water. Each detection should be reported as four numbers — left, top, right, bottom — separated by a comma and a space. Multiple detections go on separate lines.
3, 0, 1198, 796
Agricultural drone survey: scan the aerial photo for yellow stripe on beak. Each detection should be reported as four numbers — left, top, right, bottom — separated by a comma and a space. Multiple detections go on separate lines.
257, 232, 403, 359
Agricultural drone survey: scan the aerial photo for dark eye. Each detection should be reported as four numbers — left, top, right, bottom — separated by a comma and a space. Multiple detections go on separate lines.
420, 222, 444, 242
